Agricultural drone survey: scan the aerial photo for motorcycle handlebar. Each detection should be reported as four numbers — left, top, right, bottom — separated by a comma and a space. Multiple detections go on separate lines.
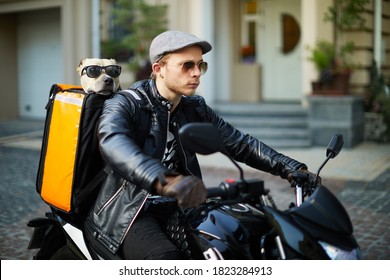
207, 186, 227, 198
290, 170, 318, 191
207, 178, 265, 199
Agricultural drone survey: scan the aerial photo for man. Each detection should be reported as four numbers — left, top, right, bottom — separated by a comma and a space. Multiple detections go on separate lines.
85, 30, 316, 259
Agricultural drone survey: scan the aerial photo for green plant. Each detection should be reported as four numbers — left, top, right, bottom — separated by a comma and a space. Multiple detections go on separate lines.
309, 41, 334, 72
101, 39, 132, 62
112, 0, 168, 74
308, 0, 369, 88
324, 0, 368, 54
308, 40, 355, 84
323, 0, 368, 69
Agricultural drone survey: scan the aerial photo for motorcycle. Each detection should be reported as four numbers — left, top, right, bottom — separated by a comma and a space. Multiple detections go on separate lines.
27, 122, 362, 260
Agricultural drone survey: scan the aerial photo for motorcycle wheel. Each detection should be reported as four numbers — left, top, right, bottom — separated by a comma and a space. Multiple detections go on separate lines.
50, 246, 79, 260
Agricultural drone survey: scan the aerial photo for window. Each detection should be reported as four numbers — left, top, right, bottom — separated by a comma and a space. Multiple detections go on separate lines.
240, 0, 259, 63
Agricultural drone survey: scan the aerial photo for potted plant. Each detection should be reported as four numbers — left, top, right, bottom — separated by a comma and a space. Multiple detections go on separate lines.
309, 40, 355, 95
240, 45, 255, 64
309, 0, 368, 95
306, 0, 369, 147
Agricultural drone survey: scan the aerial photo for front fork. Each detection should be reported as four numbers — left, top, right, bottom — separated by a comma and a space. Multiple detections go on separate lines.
295, 185, 303, 207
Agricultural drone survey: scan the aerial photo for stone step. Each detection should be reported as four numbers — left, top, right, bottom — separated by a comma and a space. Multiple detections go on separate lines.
213, 102, 310, 148
222, 115, 308, 128
213, 102, 307, 116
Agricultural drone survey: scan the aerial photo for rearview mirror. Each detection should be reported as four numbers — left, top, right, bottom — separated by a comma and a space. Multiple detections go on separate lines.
326, 134, 344, 159
178, 123, 222, 155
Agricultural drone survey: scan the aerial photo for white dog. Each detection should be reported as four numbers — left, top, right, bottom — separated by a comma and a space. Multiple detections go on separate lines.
77, 58, 121, 95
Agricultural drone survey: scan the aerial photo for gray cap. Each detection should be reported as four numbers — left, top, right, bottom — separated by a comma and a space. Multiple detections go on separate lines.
149, 30, 212, 64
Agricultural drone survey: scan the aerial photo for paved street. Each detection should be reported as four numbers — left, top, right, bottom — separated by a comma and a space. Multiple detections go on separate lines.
0, 119, 389, 260
0, 120, 46, 260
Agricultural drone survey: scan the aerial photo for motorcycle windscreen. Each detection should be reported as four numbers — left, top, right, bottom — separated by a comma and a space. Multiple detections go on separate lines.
289, 186, 353, 235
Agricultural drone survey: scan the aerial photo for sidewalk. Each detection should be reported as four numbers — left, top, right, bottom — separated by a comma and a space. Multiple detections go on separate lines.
198, 141, 390, 182
1, 118, 390, 182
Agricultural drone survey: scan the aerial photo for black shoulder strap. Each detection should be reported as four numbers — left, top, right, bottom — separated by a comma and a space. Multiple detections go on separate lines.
117, 89, 154, 147
73, 166, 111, 209
118, 89, 153, 110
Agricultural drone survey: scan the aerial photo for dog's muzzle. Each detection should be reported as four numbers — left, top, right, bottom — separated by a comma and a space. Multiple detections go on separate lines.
104, 77, 114, 86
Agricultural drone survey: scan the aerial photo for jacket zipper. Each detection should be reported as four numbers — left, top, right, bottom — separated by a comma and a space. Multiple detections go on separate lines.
163, 110, 171, 156
120, 193, 149, 244
97, 180, 127, 215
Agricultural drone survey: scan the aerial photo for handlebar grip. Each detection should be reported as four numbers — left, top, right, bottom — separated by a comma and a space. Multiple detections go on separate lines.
207, 181, 240, 199
207, 179, 265, 199
291, 171, 309, 186
207, 186, 225, 198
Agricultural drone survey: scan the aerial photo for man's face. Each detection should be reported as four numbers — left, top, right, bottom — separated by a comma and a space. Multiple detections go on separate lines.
157, 45, 205, 99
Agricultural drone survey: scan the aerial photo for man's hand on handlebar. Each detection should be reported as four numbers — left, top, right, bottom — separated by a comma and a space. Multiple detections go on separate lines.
155, 174, 208, 208
288, 168, 322, 187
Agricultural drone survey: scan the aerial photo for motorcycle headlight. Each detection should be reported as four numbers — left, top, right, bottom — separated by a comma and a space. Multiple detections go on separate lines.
319, 241, 362, 260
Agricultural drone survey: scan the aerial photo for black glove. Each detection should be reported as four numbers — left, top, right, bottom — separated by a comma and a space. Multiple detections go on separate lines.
288, 168, 322, 187
155, 175, 207, 208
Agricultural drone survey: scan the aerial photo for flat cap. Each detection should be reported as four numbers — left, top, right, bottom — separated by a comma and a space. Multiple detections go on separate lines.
149, 30, 212, 64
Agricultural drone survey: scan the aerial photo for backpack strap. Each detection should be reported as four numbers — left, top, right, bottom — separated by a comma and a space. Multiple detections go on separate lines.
119, 89, 153, 111
73, 166, 111, 209
116, 89, 154, 147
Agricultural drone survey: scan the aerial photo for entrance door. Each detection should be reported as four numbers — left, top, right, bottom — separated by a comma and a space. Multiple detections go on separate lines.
259, 0, 301, 101
17, 8, 62, 119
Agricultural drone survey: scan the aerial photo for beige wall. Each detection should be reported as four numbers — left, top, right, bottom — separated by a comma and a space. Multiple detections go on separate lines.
302, 0, 376, 97
61, 0, 94, 84
231, 0, 261, 102
301, 0, 332, 96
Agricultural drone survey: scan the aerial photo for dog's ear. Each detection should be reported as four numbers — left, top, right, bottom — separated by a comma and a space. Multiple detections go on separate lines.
109, 58, 117, 65
77, 58, 86, 74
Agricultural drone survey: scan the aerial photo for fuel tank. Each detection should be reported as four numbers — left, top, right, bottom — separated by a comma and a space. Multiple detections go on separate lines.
166, 202, 270, 259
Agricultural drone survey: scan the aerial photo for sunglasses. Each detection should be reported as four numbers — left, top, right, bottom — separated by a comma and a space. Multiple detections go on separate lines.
81, 65, 122, 78
180, 61, 208, 75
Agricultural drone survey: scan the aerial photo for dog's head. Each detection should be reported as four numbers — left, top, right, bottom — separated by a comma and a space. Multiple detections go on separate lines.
77, 58, 121, 95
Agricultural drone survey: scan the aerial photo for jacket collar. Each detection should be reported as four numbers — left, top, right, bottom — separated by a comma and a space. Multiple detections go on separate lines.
148, 79, 174, 111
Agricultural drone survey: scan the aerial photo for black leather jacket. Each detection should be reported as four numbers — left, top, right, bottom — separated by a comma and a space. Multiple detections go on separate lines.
85, 79, 307, 254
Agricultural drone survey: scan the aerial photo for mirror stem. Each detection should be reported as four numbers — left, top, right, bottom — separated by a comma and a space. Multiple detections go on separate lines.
228, 157, 244, 181
221, 146, 245, 181
315, 155, 331, 184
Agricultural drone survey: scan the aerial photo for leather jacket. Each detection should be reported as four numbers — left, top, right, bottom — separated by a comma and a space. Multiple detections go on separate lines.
84, 79, 307, 255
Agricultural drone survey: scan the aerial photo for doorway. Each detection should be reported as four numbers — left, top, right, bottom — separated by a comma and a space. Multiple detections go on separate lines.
259, 0, 302, 101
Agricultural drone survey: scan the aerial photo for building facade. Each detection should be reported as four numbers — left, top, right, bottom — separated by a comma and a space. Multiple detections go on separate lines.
0, 0, 388, 120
